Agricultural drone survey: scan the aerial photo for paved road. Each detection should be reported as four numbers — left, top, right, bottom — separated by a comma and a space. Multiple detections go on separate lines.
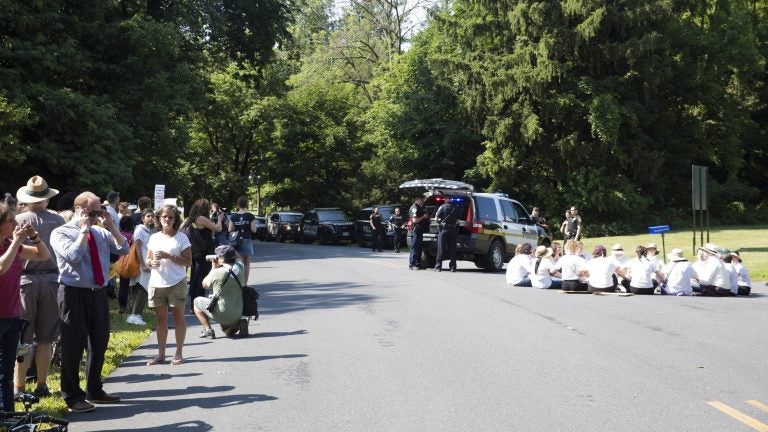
71, 241, 768, 431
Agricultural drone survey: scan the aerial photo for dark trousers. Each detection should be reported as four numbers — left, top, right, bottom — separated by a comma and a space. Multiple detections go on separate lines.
562, 280, 588, 291
435, 227, 457, 270
189, 257, 212, 309
127, 284, 148, 315
0, 316, 21, 411
393, 228, 405, 251
409, 229, 424, 268
58, 285, 110, 406
371, 227, 384, 250
118, 276, 130, 311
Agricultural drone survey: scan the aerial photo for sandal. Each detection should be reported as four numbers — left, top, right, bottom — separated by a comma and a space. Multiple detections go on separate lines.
147, 356, 166, 366
171, 357, 185, 365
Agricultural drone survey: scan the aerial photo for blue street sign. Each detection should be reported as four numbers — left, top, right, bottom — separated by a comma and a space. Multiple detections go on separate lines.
648, 225, 671, 234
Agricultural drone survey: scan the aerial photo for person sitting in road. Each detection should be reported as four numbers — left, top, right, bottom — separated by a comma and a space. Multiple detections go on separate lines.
658, 248, 697, 296
505, 243, 533, 286
611, 244, 630, 291
554, 240, 588, 291
528, 245, 562, 289
720, 248, 739, 296
580, 245, 627, 293
623, 245, 664, 295
730, 251, 751, 296
691, 243, 731, 296
193, 245, 244, 339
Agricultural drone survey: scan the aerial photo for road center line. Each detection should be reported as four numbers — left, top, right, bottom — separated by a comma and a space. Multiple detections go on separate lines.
747, 400, 768, 414
707, 401, 768, 432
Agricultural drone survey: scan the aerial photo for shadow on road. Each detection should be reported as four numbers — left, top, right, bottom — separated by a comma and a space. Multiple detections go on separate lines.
259, 280, 378, 316
95, 420, 214, 432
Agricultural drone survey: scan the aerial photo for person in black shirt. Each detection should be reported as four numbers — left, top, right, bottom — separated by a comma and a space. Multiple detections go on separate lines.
369, 207, 384, 252
227, 196, 256, 285
408, 196, 429, 270
434, 200, 459, 272
388, 207, 406, 253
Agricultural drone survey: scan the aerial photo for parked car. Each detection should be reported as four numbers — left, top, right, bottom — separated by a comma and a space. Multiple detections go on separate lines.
354, 204, 407, 248
301, 208, 355, 245
254, 216, 268, 241
267, 211, 303, 242
399, 178, 551, 272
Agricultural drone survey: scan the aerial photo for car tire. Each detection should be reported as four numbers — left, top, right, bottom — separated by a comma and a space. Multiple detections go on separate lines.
277, 231, 285, 243
421, 251, 436, 269
479, 239, 505, 272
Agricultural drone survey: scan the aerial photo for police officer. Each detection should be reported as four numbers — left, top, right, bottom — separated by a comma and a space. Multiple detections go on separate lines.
388, 207, 405, 253
434, 199, 459, 272
369, 207, 384, 252
408, 196, 429, 270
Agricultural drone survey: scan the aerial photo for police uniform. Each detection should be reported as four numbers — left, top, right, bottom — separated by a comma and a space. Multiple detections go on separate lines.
369, 211, 384, 252
434, 202, 458, 272
409, 201, 428, 269
388, 212, 405, 253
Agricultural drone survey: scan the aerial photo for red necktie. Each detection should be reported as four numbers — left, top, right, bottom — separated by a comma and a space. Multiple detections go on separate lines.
87, 230, 105, 287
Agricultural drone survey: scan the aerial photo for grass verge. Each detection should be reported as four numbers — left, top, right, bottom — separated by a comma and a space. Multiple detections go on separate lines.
14, 297, 153, 418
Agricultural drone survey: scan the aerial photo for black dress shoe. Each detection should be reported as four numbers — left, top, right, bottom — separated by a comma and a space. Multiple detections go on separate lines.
450, 268, 457, 272
433, 268, 441, 272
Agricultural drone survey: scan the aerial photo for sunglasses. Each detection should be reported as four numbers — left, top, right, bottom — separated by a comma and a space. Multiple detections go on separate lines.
87, 210, 103, 217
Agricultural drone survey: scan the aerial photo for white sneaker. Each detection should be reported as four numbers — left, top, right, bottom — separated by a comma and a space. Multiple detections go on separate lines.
126, 315, 146, 325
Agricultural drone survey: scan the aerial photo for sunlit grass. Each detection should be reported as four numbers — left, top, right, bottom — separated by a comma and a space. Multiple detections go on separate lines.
578, 224, 768, 281
14, 296, 154, 418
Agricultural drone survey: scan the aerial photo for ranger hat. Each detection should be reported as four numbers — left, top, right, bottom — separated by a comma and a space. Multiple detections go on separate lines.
16, 176, 59, 204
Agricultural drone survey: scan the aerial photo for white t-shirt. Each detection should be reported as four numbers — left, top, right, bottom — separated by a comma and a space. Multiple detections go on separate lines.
131, 224, 153, 288
506, 254, 532, 285
528, 257, 555, 289
648, 254, 663, 281
725, 263, 738, 295
692, 256, 730, 290
585, 257, 618, 289
733, 262, 751, 288
554, 254, 586, 281
626, 257, 658, 288
147, 231, 191, 288
661, 260, 697, 296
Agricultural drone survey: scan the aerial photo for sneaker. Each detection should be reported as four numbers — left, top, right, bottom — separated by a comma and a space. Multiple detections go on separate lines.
127, 315, 147, 326
33, 385, 52, 398
69, 400, 95, 413
86, 393, 121, 404
198, 328, 216, 339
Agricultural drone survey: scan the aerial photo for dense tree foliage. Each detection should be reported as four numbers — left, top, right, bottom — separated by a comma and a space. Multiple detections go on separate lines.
1, 0, 766, 232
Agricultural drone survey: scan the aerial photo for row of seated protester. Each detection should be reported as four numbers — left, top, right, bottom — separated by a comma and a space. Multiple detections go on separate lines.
506, 240, 752, 296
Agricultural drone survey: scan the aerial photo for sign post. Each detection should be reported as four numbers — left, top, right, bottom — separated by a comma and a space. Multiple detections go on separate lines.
692, 165, 709, 254
648, 225, 671, 263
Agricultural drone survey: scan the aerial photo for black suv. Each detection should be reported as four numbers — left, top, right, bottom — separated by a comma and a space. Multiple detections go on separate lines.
354, 204, 406, 248
267, 211, 304, 242
400, 178, 551, 272
301, 208, 354, 244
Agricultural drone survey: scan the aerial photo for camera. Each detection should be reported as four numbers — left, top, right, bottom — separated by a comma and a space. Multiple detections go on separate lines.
205, 254, 218, 262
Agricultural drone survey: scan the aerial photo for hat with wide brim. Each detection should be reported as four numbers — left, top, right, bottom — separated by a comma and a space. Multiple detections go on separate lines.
698, 242, 719, 255
646, 243, 658, 250
667, 248, 687, 262
535, 245, 553, 258
16, 176, 59, 204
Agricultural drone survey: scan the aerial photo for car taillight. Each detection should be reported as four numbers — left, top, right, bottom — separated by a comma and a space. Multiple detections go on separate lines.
472, 222, 484, 234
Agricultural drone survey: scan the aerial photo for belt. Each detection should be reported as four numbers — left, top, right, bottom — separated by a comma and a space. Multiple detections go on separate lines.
62, 284, 104, 292
23, 270, 58, 275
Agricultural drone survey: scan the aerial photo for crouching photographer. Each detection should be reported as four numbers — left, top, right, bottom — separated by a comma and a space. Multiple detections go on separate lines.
192, 245, 244, 339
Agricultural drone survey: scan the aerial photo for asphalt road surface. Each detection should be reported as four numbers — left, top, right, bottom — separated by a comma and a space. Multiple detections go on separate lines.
72, 241, 768, 432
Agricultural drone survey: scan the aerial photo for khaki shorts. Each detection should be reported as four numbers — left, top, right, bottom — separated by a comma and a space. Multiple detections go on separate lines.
19, 273, 60, 344
148, 279, 188, 308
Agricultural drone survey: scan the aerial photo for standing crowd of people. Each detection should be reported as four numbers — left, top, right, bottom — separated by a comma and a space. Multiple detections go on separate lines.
0, 176, 256, 414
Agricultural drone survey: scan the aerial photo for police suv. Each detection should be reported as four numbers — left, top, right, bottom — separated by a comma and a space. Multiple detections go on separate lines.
400, 179, 551, 271
301, 208, 355, 245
